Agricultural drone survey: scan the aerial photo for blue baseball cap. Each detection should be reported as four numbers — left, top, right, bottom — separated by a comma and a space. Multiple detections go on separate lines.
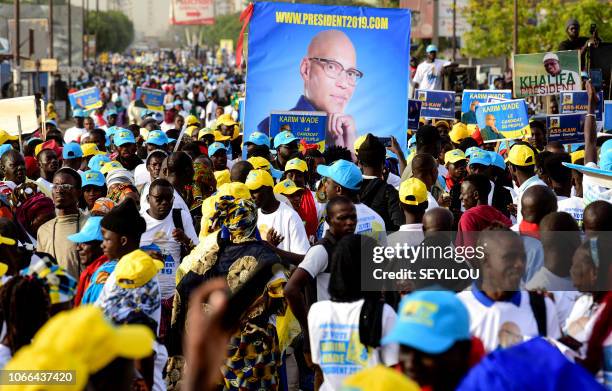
146, 130, 169, 146
465, 146, 481, 158
67, 216, 104, 243
246, 131, 270, 147
0, 144, 12, 157
600, 139, 612, 157
73, 108, 86, 118
113, 129, 136, 146
489, 151, 506, 170
469, 149, 492, 166
408, 134, 417, 149
62, 142, 83, 159
208, 142, 227, 157
81, 170, 106, 188
381, 290, 470, 354
316, 160, 362, 191
88, 154, 111, 171
106, 126, 120, 138
45, 119, 58, 127
273, 131, 299, 149
426, 44, 438, 53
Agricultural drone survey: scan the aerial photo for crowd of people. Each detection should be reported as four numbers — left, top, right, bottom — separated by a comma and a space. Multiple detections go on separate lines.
0, 50, 610, 391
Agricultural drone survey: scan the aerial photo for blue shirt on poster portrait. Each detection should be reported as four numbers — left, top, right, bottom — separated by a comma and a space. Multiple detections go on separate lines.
257, 95, 316, 133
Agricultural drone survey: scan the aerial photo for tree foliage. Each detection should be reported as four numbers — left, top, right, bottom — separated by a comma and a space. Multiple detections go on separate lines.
461, 0, 612, 58
86, 10, 134, 53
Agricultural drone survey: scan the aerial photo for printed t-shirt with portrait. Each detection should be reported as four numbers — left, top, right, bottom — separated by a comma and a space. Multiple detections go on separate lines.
140, 209, 199, 299
319, 202, 387, 244
308, 299, 399, 391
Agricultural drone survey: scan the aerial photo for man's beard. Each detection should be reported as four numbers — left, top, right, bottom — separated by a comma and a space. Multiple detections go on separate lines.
117, 154, 142, 171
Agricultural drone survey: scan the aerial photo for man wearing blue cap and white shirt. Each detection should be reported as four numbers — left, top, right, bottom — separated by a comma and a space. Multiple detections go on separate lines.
317, 159, 386, 243
467, 149, 495, 206
113, 129, 143, 172
382, 290, 473, 391
134, 131, 169, 186
64, 109, 87, 144
412, 45, 456, 92
244, 131, 271, 158
62, 143, 83, 172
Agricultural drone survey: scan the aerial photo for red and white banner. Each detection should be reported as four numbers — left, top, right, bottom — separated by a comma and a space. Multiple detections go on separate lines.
170, 0, 215, 25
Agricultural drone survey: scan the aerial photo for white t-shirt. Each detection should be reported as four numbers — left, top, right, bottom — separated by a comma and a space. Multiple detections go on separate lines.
64, 126, 87, 144
321, 203, 387, 245
386, 172, 401, 190
308, 299, 399, 391
525, 267, 580, 328
412, 59, 451, 91
516, 175, 548, 225
152, 340, 168, 391
299, 244, 331, 301
583, 162, 612, 205
134, 163, 151, 187
257, 202, 310, 255
387, 223, 424, 249
457, 288, 560, 352
426, 191, 439, 211
140, 209, 199, 299
557, 196, 585, 228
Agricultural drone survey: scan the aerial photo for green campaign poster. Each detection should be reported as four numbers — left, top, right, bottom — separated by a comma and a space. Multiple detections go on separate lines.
513, 50, 581, 97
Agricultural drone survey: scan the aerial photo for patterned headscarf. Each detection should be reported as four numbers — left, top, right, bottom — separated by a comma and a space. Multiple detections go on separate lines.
192, 161, 215, 202
20, 253, 77, 305
210, 195, 258, 242
90, 197, 116, 216
107, 183, 138, 204
99, 278, 161, 325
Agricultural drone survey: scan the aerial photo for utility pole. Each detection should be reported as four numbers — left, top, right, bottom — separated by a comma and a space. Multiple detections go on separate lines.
49, 0, 54, 58
68, 0, 72, 68
432, 0, 439, 47
13, 0, 20, 97
452, 0, 456, 61
95, 0, 99, 60
513, 0, 518, 54
83, 0, 87, 63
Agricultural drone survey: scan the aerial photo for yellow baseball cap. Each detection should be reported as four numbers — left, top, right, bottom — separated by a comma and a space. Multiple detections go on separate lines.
285, 157, 308, 173
214, 169, 230, 186
505, 144, 536, 166
81, 143, 105, 157
217, 182, 251, 200
11, 305, 154, 377
571, 149, 585, 164
100, 161, 124, 174
341, 365, 420, 391
399, 177, 428, 205
354, 135, 367, 153
449, 122, 470, 144
245, 169, 274, 191
114, 249, 163, 289
186, 125, 199, 137
274, 179, 302, 195
444, 149, 467, 165
214, 130, 231, 142
198, 128, 214, 139
185, 114, 199, 126
248, 156, 272, 170
0, 129, 18, 145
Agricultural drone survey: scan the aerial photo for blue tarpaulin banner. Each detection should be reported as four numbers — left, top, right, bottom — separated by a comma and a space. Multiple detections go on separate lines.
461, 89, 512, 114
604, 100, 612, 132
546, 113, 585, 144
270, 110, 327, 151
560, 91, 603, 121
417, 90, 455, 119
68, 87, 102, 111
475, 99, 531, 142
135, 87, 165, 112
244, 2, 411, 157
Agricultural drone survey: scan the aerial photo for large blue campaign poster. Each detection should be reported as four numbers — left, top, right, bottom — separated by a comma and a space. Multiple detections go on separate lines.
560, 91, 604, 122
244, 2, 411, 157
461, 89, 512, 114
416, 90, 455, 119
546, 113, 584, 144
135, 87, 165, 112
605, 101, 612, 132
408, 99, 421, 130
270, 110, 327, 151
475, 99, 531, 143
68, 87, 102, 111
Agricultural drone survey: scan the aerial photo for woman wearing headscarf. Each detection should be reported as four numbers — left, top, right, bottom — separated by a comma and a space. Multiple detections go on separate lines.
106, 168, 139, 205
190, 155, 216, 234
167, 196, 288, 391
11, 183, 55, 245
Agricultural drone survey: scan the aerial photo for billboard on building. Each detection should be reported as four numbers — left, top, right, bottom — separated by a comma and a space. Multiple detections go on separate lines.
170, 0, 214, 25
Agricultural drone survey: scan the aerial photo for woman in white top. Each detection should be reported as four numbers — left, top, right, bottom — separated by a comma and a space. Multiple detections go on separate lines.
308, 234, 398, 391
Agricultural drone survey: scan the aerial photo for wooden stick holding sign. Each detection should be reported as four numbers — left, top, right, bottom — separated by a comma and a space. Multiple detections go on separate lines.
17, 116, 23, 153
40, 98, 47, 140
